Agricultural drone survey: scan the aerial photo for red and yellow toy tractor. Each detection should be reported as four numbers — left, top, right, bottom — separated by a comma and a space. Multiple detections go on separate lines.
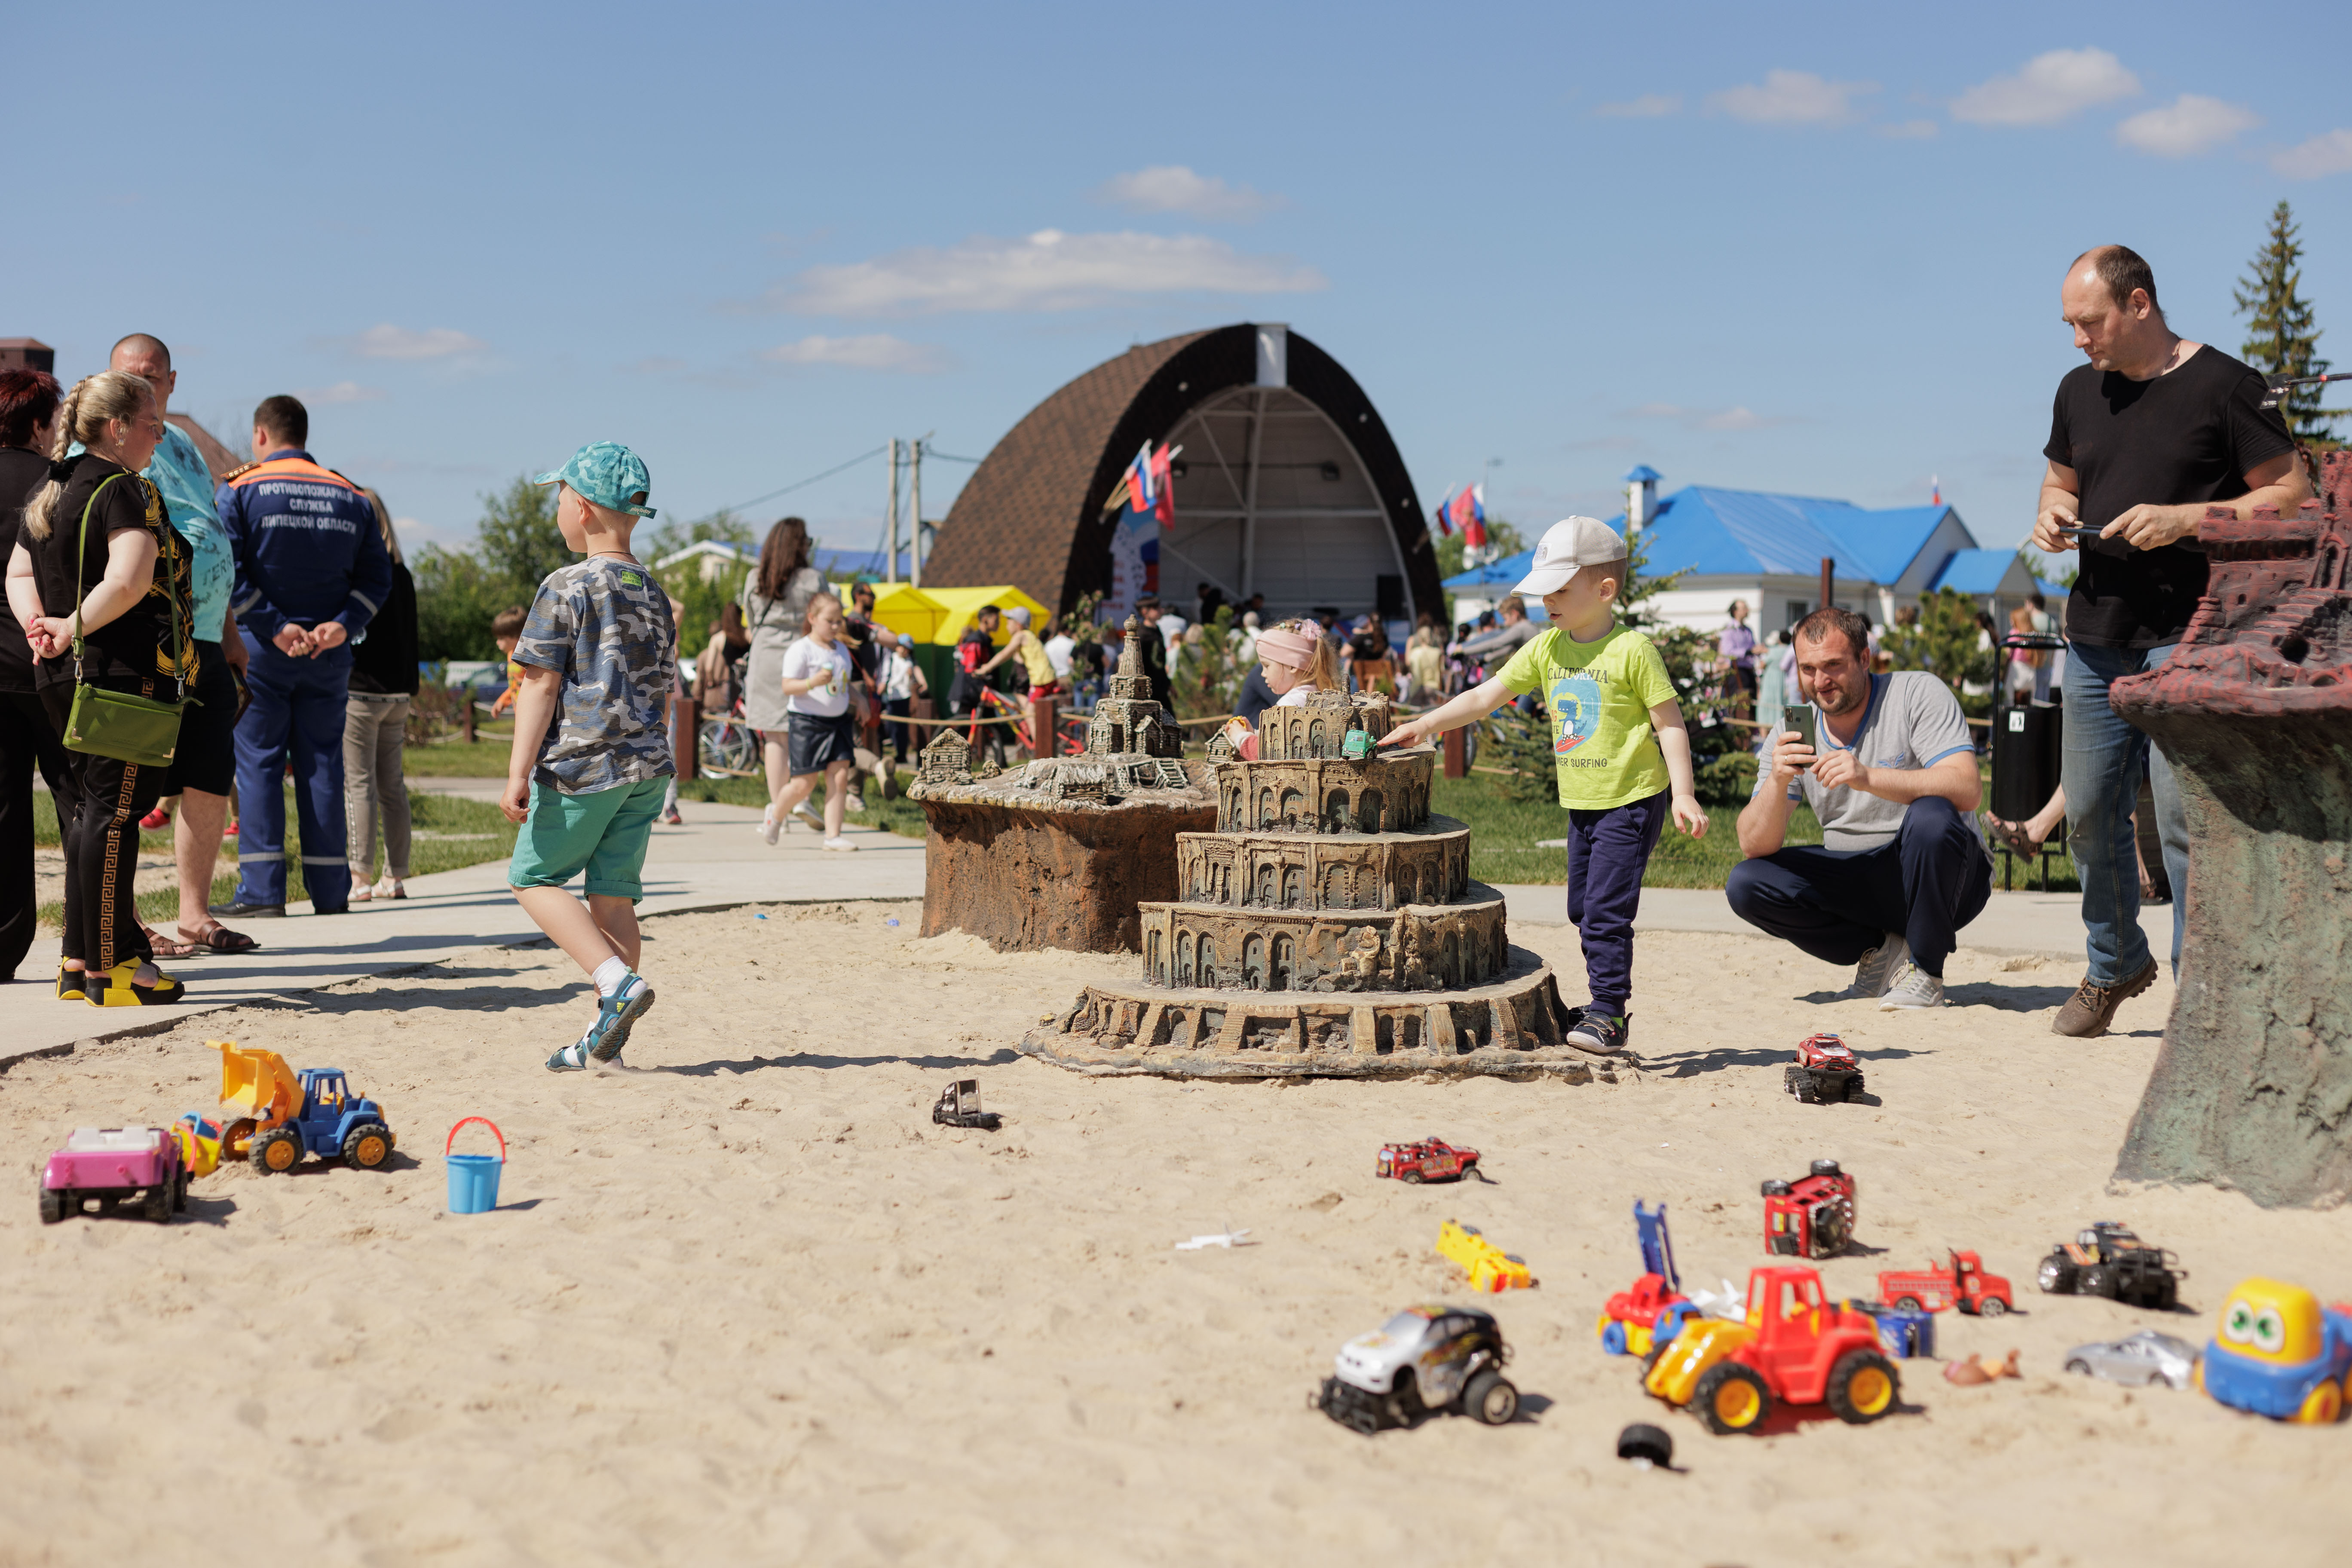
1644, 1265, 1901, 1434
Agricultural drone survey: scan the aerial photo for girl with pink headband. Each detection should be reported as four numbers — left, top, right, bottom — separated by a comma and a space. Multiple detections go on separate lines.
1223, 619, 1341, 758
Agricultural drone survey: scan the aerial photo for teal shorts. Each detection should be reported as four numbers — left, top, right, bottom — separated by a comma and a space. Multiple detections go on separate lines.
507, 776, 669, 900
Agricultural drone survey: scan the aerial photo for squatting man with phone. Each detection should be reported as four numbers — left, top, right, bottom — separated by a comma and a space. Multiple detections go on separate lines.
1724, 607, 1993, 1011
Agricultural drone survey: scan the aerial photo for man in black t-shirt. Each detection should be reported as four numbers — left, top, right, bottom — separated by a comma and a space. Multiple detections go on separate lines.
2030, 244, 2308, 1037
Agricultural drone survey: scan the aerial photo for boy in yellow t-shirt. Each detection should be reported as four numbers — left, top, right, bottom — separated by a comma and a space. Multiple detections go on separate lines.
1383, 517, 1706, 1054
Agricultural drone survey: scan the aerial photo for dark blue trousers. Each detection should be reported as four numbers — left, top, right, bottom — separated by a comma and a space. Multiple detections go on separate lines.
233, 638, 354, 911
1565, 789, 1669, 1015
1723, 796, 1991, 979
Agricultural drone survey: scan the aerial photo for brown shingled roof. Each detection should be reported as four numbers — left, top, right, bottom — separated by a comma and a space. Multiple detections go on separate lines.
927, 325, 1439, 619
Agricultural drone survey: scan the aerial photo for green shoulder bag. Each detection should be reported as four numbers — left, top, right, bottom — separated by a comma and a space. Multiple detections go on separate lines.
60, 471, 196, 769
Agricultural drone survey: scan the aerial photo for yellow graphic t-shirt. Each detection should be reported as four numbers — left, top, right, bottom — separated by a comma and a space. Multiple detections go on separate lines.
1496, 622, 1677, 809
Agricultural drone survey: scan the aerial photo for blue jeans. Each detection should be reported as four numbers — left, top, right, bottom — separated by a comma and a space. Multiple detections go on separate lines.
1564, 790, 1669, 1015
2061, 640, 2190, 984
1724, 796, 1991, 980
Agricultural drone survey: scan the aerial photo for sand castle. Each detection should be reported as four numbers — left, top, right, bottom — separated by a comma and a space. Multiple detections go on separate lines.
1023, 683, 1614, 1080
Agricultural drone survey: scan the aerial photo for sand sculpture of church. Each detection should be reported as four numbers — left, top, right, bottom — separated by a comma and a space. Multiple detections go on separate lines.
1023, 684, 1603, 1079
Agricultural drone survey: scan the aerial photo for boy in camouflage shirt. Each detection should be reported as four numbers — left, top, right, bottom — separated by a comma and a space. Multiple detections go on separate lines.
499, 442, 677, 1070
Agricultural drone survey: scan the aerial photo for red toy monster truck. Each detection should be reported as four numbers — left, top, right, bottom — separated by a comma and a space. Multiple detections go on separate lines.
1378, 1138, 1480, 1183
1784, 1033, 1865, 1105
1762, 1158, 1856, 1259
1877, 1249, 2014, 1317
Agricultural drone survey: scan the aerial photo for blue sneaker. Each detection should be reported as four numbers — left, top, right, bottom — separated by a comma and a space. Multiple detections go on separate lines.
585, 972, 655, 1063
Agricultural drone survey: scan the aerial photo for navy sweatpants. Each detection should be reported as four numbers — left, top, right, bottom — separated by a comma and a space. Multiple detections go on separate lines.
233, 638, 354, 911
1565, 789, 1669, 1015
1723, 796, 1991, 979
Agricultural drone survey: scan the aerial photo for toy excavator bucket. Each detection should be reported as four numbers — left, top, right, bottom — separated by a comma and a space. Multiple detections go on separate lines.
1636, 1201, 1681, 1295
209, 1041, 300, 1132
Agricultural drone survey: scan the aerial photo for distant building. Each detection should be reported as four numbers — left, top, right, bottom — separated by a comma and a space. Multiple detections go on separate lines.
1444, 466, 2042, 632
0, 338, 55, 374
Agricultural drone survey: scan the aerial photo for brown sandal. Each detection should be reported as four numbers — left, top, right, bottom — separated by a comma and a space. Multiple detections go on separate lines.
180, 923, 262, 956
144, 926, 204, 960
1982, 815, 2043, 858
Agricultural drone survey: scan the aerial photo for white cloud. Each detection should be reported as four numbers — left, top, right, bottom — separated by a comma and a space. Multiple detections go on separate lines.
1708, 70, 1877, 126
1596, 94, 1681, 119
2117, 94, 2259, 156
1877, 119, 1940, 140
779, 230, 1326, 315
761, 334, 952, 373
392, 515, 461, 550
1626, 402, 1801, 432
345, 325, 486, 360
2272, 128, 2352, 179
295, 380, 385, 404
1093, 165, 1281, 220
1951, 48, 2140, 127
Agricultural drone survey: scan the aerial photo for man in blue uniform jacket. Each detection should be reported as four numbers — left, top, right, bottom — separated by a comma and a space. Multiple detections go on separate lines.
211, 394, 392, 917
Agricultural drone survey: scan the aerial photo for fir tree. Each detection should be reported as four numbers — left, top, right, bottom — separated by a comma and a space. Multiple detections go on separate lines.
2233, 200, 2345, 448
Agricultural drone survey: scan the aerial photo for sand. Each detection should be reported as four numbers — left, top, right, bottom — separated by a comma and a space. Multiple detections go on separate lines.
2, 901, 2345, 1567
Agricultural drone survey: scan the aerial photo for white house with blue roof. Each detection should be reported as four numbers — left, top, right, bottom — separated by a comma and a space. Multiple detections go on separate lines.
1442, 466, 2058, 634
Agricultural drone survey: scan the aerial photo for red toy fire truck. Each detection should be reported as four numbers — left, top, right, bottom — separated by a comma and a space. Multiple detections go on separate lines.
1877, 1250, 2015, 1317
1762, 1158, 1857, 1259
1378, 1137, 1481, 1183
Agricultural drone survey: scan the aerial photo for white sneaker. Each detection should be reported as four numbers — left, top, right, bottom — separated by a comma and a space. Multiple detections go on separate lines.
1853, 933, 1910, 998
821, 836, 858, 852
844, 793, 866, 814
757, 812, 781, 846
791, 802, 824, 829
1879, 962, 1945, 1011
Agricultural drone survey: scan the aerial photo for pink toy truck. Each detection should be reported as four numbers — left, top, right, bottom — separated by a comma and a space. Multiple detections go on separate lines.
40, 1126, 187, 1224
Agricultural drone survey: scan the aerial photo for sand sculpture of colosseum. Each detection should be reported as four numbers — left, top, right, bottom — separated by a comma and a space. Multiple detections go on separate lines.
1023, 686, 1618, 1079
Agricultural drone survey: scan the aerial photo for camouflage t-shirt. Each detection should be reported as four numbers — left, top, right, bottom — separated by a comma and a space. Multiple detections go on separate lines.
513, 558, 678, 794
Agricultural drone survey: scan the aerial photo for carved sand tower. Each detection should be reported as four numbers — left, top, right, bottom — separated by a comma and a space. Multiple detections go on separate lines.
1023, 687, 1615, 1080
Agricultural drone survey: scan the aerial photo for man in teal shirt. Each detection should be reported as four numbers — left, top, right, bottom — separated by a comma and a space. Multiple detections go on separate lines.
105, 334, 256, 955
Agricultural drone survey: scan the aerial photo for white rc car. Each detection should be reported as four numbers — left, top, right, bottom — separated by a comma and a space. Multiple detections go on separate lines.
1315, 1304, 1519, 1434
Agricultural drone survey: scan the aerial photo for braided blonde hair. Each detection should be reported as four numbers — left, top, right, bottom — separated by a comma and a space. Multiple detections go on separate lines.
23, 371, 153, 542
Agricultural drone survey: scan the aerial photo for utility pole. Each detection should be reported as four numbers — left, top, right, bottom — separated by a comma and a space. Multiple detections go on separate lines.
1819, 557, 1835, 614
886, 437, 901, 582
910, 435, 925, 588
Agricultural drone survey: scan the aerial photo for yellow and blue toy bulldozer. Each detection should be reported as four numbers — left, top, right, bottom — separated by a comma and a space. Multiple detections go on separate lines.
211, 1041, 396, 1174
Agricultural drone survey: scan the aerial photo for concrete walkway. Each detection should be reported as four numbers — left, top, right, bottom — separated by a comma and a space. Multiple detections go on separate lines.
1498, 883, 2162, 964
6, 789, 923, 1067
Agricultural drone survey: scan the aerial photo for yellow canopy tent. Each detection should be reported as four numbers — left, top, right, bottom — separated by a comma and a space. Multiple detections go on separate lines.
866, 583, 952, 645
913, 585, 1051, 649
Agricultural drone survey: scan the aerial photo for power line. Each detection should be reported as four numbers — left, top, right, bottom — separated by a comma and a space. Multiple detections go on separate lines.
925, 449, 985, 465
693, 445, 889, 525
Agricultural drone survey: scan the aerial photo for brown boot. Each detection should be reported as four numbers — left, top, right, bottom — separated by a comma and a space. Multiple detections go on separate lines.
2051, 958, 2160, 1038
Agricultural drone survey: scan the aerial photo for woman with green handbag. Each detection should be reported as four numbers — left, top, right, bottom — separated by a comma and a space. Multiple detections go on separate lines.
3, 370, 196, 1006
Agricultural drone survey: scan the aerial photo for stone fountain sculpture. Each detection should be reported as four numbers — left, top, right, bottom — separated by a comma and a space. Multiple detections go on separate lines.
2109, 451, 2352, 1206
1023, 685, 1614, 1080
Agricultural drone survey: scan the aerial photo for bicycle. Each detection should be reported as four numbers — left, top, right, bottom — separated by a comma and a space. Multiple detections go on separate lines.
697, 701, 763, 779
965, 686, 1088, 759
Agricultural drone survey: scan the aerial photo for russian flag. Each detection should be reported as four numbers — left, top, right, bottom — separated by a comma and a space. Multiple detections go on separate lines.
1449, 484, 1487, 550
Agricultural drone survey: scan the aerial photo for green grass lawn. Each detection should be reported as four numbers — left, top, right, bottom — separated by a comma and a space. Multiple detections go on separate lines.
35, 786, 523, 929
1433, 769, 1824, 888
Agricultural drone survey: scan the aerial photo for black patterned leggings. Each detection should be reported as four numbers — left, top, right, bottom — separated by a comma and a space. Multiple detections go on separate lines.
42, 683, 162, 973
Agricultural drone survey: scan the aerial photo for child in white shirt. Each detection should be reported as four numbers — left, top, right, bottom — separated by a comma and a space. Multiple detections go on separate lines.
762, 592, 859, 851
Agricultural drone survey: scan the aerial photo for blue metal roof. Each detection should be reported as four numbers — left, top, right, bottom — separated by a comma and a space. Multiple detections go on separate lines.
1624, 464, 1662, 483
2035, 577, 2071, 601
1926, 548, 2023, 595
1608, 486, 1962, 587
1440, 546, 1538, 588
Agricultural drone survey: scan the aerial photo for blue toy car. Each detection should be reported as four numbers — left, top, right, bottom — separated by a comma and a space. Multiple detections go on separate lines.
248, 1068, 396, 1175
2201, 1277, 2352, 1424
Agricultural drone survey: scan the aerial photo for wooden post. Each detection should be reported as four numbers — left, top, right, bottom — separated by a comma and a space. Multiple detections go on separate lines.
1442, 726, 1467, 779
1027, 692, 1057, 760
1819, 556, 1835, 612
672, 694, 697, 782
462, 692, 476, 745
913, 695, 935, 725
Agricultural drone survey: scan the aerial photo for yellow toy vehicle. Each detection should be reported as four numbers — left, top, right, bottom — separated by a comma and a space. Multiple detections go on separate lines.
211, 1041, 396, 1174
1438, 1219, 1536, 1293
1643, 1265, 1898, 1434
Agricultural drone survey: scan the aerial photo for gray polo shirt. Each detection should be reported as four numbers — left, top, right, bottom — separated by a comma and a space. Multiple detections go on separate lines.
1762, 672, 1981, 853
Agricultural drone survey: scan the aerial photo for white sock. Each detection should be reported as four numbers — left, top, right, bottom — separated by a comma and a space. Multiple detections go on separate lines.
592, 956, 631, 998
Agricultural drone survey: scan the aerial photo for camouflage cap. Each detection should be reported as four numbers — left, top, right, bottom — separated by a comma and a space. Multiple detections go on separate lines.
533, 441, 656, 518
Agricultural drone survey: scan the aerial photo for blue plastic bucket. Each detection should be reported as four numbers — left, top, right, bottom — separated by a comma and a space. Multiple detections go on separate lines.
444, 1117, 506, 1214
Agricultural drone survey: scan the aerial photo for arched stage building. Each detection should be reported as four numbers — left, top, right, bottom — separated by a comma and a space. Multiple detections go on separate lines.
924, 323, 1441, 625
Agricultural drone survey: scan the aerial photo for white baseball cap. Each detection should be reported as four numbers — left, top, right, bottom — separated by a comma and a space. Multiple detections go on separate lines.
1006, 606, 1032, 626
1512, 516, 1627, 598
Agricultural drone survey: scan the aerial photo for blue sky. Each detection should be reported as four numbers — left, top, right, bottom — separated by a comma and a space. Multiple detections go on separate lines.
14, 0, 2348, 569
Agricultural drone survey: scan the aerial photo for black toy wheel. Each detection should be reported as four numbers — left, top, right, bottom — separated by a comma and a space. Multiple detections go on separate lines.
2082, 1264, 2118, 1300
251, 1127, 303, 1175
2154, 1277, 2178, 1312
1400, 1169, 1424, 1185
1463, 1369, 1519, 1426
1894, 1295, 1923, 1312
1826, 1349, 1899, 1424
343, 1123, 394, 1172
144, 1180, 173, 1223
1389, 1366, 1424, 1420
2038, 1256, 2076, 1294
174, 1171, 190, 1212
1617, 1422, 1674, 1466
2064, 1358, 2091, 1375
37, 1187, 64, 1225
1694, 1363, 1772, 1434
1845, 1073, 1865, 1102
1976, 1296, 2008, 1319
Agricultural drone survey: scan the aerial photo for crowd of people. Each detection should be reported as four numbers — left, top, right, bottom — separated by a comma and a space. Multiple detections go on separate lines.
2, 342, 419, 1008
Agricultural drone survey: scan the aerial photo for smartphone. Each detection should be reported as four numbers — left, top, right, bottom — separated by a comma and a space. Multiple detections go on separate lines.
1782, 703, 1817, 766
